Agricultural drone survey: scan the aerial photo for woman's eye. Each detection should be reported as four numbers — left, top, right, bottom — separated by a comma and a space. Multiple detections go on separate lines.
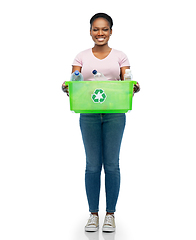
92, 29, 109, 32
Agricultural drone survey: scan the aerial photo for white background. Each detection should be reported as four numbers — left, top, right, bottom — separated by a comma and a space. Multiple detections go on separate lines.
0, 0, 196, 239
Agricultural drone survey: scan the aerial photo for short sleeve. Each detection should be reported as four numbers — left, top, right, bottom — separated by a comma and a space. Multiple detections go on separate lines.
72, 52, 83, 67
119, 51, 130, 68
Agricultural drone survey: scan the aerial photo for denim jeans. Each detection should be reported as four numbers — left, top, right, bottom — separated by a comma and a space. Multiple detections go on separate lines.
79, 113, 126, 213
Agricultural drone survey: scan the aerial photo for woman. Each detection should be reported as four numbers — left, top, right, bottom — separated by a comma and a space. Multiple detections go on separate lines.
62, 13, 140, 232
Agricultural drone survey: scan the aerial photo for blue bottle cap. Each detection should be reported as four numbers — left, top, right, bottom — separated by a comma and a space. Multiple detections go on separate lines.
74, 70, 80, 76
92, 70, 97, 75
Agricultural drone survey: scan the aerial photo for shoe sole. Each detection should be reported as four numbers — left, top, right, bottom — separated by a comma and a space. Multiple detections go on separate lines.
85, 226, 99, 232
102, 227, 115, 232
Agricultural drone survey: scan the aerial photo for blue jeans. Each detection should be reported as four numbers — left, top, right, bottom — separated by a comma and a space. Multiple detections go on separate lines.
79, 113, 126, 213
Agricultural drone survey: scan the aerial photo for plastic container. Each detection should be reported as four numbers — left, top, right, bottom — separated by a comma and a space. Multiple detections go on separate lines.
92, 70, 108, 81
70, 70, 83, 81
64, 80, 137, 113
124, 69, 133, 80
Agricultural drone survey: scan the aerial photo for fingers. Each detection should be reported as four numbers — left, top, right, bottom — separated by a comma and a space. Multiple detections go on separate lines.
133, 82, 140, 93
62, 85, 68, 91
62, 83, 68, 87
62, 83, 69, 96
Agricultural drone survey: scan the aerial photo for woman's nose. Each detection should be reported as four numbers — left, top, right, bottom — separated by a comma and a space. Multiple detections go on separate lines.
98, 30, 103, 35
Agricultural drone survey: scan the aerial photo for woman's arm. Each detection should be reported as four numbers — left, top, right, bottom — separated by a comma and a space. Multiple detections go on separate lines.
72, 66, 82, 73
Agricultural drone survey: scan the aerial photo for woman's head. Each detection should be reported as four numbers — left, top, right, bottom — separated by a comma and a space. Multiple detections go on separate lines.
90, 13, 113, 46
90, 13, 113, 30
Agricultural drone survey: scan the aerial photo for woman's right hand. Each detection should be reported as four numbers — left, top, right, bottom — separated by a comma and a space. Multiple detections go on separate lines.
62, 82, 69, 96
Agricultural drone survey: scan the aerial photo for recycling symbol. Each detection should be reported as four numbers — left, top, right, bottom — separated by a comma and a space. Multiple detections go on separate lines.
91, 89, 107, 103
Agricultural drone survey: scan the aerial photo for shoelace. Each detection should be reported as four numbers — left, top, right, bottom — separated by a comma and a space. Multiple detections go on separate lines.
104, 215, 114, 225
88, 215, 98, 225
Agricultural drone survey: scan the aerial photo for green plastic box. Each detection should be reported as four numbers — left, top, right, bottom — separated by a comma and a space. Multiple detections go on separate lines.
64, 80, 137, 113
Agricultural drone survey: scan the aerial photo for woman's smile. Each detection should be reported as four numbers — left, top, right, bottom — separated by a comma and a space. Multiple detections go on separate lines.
96, 37, 105, 42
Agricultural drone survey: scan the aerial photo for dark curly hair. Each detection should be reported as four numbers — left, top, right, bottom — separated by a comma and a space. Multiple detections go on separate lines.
90, 13, 113, 30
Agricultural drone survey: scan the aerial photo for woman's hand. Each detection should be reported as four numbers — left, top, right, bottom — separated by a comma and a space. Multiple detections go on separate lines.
133, 82, 140, 94
62, 82, 69, 96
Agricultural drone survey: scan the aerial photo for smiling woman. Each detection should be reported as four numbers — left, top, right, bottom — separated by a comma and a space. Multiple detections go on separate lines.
62, 12, 140, 233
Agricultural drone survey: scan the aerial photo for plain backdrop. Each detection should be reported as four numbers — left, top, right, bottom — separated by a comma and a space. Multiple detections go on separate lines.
0, 0, 196, 240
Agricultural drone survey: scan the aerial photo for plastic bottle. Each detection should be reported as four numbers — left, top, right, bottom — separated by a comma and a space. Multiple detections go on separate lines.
124, 69, 133, 81
92, 70, 108, 81
70, 70, 83, 81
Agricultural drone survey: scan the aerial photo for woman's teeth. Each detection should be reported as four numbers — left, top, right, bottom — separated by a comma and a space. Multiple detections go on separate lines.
97, 38, 105, 41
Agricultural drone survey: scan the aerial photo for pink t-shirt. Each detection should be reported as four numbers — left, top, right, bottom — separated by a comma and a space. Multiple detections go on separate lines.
72, 48, 130, 81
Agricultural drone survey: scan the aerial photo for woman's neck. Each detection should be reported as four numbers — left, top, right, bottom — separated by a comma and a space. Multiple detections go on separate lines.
92, 44, 111, 53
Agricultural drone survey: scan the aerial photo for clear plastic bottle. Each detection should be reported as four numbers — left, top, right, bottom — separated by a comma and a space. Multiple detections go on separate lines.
92, 70, 108, 81
124, 69, 133, 81
70, 70, 83, 81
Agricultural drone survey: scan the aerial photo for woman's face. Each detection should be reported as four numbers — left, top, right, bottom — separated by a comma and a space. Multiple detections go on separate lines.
90, 18, 112, 46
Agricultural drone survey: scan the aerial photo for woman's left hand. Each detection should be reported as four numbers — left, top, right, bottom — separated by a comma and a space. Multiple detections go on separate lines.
133, 82, 140, 94
62, 82, 69, 96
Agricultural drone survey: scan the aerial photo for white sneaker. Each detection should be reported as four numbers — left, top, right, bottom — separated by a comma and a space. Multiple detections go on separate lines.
102, 214, 116, 232
85, 214, 99, 232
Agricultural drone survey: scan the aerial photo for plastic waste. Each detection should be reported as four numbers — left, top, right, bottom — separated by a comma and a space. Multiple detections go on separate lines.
124, 69, 133, 81
92, 70, 108, 81
70, 70, 83, 81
